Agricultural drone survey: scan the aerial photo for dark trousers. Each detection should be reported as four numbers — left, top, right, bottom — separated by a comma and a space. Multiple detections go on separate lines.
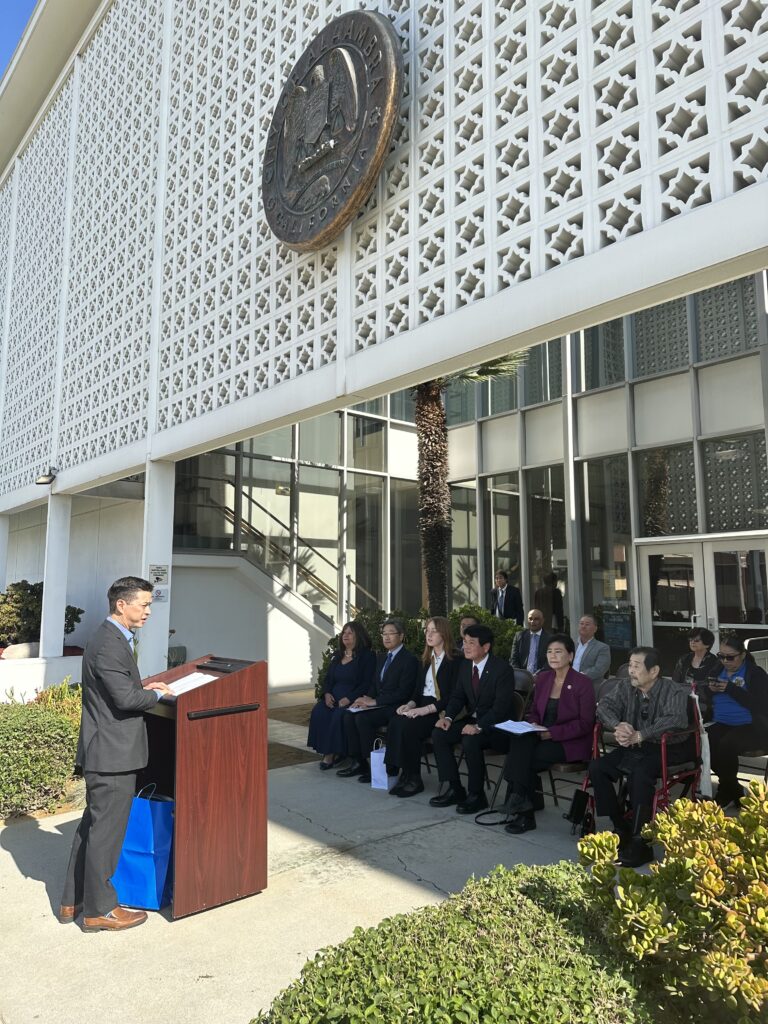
385, 711, 438, 775
502, 734, 567, 800
589, 745, 663, 825
431, 719, 510, 795
709, 722, 765, 797
342, 706, 395, 761
61, 769, 136, 917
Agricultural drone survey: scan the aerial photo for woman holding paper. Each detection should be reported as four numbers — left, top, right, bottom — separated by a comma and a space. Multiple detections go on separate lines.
498, 634, 595, 834
307, 621, 376, 769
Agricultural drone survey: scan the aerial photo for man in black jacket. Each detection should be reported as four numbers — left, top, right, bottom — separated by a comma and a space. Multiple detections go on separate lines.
60, 577, 173, 931
509, 608, 550, 673
338, 617, 419, 783
429, 624, 516, 813
489, 570, 524, 625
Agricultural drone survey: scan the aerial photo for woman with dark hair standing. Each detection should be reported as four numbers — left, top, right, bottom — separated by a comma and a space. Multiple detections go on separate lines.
385, 617, 459, 797
707, 634, 768, 808
672, 627, 719, 716
498, 633, 596, 834
307, 621, 376, 769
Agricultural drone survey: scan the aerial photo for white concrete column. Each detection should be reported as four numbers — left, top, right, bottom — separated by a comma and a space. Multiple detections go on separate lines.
139, 460, 176, 676
40, 495, 73, 657
0, 514, 9, 589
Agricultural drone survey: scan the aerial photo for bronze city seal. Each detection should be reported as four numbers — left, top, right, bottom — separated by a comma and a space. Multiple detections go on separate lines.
262, 11, 404, 252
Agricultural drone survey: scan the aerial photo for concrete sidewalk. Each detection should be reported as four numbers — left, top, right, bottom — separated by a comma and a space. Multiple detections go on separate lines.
0, 719, 582, 1024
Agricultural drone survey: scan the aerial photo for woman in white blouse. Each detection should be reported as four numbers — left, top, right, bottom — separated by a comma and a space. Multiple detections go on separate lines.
385, 617, 460, 798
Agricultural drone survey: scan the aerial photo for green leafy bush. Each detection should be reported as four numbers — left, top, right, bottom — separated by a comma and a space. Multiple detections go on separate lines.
449, 602, 520, 662
579, 783, 768, 1022
0, 700, 79, 818
33, 677, 82, 728
0, 579, 84, 646
252, 862, 682, 1024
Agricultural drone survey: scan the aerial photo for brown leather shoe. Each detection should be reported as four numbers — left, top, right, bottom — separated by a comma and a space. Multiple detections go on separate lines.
82, 906, 148, 932
59, 903, 82, 923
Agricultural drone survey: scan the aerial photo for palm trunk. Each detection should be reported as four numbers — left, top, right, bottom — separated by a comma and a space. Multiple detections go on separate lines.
414, 380, 452, 616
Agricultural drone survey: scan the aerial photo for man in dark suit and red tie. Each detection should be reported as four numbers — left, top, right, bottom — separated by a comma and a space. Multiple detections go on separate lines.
60, 577, 173, 931
429, 624, 515, 813
489, 569, 524, 626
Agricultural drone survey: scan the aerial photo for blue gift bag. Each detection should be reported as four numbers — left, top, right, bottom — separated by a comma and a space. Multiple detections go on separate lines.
111, 784, 174, 910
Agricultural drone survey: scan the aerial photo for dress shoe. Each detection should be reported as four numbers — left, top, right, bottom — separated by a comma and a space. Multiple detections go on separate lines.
502, 792, 533, 815
456, 793, 488, 814
318, 759, 334, 771
396, 778, 425, 798
58, 903, 82, 923
389, 775, 407, 795
429, 786, 466, 808
337, 761, 365, 778
357, 771, 372, 783
617, 838, 654, 868
82, 906, 148, 932
504, 812, 536, 835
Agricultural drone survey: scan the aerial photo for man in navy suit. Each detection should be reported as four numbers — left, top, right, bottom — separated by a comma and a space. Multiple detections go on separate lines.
429, 624, 515, 813
510, 608, 551, 674
60, 577, 172, 931
489, 570, 524, 626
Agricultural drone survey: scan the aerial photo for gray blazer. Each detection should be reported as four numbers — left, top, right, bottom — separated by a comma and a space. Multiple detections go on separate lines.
574, 638, 611, 685
76, 619, 159, 773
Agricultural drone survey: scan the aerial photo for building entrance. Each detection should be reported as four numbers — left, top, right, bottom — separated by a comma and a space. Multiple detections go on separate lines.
637, 537, 768, 672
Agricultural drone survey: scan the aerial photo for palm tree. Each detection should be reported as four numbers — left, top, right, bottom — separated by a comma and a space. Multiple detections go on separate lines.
413, 354, 524, 616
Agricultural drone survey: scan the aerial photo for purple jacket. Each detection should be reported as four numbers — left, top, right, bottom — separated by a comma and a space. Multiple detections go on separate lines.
527, 668, 596, 762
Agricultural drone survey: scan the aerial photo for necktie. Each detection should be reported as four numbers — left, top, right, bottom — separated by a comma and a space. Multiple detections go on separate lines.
471, 665, 480, 697
381, 651, 393, 680
131, 633, 139, 664
431, 654, 441, 700
497, 590, 504, 617
527, 632, 539, 673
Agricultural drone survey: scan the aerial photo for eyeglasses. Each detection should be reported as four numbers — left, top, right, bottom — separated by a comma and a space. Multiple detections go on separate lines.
716, 652, 739, 662
380, 631, 401, 638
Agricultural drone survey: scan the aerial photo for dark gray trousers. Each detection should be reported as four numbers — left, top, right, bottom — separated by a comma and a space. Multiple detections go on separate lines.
61, 770, 136, 917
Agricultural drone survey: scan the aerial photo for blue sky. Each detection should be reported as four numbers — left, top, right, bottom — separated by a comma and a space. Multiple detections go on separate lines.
0, 0, 37, 80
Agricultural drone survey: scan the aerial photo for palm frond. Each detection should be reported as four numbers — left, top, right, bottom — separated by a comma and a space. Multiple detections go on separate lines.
455, 352, 526, 384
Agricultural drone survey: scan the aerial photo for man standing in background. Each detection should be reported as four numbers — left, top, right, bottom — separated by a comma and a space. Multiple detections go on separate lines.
489, 569, 523, 626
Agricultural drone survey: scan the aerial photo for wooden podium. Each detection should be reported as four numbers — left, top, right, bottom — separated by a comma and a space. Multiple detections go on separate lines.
140, 654, 268, 919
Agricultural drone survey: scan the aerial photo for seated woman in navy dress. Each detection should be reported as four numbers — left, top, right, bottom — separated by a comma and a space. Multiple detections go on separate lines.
307, 621, 376, 770
385, 617, 459, 798
499, 633, 596, 834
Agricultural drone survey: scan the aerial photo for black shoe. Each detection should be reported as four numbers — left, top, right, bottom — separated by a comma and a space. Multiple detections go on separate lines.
429, 786, 466, 808
502, 792, 533, 815
504, 812, 536, 835
397, 778, 425, 798
457, 793, 488, 814
357, 771, 372, 783
318, 758, 336, 771
337, 761, 365, 778
618, 838, 654, 868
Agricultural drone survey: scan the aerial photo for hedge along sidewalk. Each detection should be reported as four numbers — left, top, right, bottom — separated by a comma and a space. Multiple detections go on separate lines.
252, 862, 686, 1024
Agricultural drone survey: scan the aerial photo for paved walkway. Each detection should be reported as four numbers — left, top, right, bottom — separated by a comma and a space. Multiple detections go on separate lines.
1, 716, 581, 1024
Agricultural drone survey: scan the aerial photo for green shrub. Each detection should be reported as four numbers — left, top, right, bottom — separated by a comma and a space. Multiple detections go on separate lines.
449, 602, 520, 662
0, 702, 79, 818
252, 862, 682, 1024
33, 677, 82, 728
579, 783, 768, 1022
0, 579, 84, 645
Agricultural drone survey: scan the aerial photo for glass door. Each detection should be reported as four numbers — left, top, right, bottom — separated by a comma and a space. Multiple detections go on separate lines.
638, 544, 707, 672
702, 541, 768, 652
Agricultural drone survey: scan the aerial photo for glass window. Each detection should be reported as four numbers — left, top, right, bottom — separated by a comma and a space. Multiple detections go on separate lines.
345, 473, 384, 612
579, 320, 625, 391
579, 456, 634, 660
241, 426, 293, 459
297, 466, 341, 619
445, 379, 477, 426
347, 415, 386, 471
240, 458, 292, 583
702, 432, 768, 532
390, 388, 416, 423
298, 412, 341, 465
521, 340, 562, 406
694, 275, 761, 362
712, 549, 768, 634
632, 297, 689, 377
490, 374, 518, 415
391, 478, 424, 613
352, 397, 385, 416
525, 465, 568, 630
636, 444, 698, 536
450, 482, 478, 607
483, 472, 521, 591
173, 453, 237, 551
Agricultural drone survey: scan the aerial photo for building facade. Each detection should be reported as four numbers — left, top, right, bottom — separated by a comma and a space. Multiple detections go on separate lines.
0, 0, 766, 691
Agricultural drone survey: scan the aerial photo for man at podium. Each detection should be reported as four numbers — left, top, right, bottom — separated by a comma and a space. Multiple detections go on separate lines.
60, 576, 173, 931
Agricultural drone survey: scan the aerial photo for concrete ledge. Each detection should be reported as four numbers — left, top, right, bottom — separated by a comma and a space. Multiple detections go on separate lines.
0, 656, 82, 703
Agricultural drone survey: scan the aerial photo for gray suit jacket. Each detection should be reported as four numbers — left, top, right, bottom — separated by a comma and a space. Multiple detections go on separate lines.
76, 619, 159, 773
574, 638, 611, 685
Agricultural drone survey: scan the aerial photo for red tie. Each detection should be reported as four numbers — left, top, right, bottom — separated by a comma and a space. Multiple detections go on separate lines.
472, 665, 480, 697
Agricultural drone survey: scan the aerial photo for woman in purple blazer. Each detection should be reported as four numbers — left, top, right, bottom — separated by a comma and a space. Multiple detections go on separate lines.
498, 633, 596, 835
